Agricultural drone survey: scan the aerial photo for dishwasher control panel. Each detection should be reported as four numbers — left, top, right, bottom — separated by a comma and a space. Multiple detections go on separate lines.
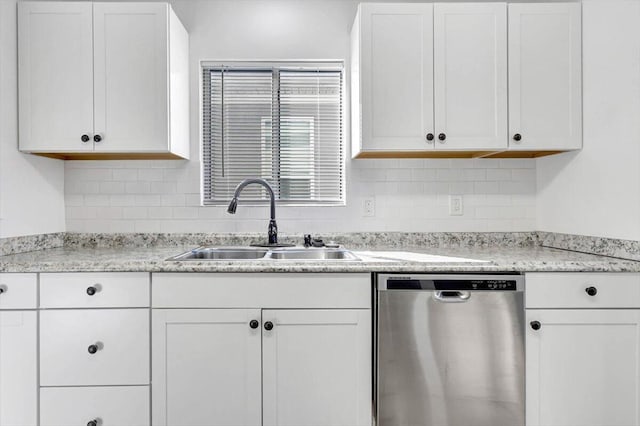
378, 274, 524, 291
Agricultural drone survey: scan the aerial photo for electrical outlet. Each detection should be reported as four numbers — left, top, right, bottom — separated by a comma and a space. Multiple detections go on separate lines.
449, 195, 463, 216
363, 198, 375, 217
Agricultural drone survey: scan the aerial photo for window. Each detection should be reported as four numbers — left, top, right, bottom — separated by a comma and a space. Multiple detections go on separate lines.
202, 62, 344, 205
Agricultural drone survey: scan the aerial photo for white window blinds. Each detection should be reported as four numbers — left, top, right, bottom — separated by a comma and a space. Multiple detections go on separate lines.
202, 64, 344, 205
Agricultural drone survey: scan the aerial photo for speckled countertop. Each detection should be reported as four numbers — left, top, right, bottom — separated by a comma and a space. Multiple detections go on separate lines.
1, 244, 639, 273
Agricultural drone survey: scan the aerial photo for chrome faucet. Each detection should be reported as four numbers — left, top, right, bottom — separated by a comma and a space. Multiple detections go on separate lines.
227, 178, 278, 245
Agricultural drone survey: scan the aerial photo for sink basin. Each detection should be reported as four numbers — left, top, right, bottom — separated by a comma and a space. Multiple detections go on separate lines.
168, 247, 360, 261
171, 247, 269, 260
267, 248, 359, 261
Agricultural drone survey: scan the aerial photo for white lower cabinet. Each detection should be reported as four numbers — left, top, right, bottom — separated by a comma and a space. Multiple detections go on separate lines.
152, 309, 262, 426
262, 309, 371, 426
0, 311, 37, 426
526, 273, 640, 426
151, 273, 372, 426
526, 309, 640, 426
40, 386, 150, 426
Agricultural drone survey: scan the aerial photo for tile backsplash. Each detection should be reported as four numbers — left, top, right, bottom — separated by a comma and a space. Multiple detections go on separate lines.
64, 158, 536, 234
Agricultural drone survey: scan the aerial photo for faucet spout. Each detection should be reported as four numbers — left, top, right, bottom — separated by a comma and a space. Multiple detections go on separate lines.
227, 178, 278, 245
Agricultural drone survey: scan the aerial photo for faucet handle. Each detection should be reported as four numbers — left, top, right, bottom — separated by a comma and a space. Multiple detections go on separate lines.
304, 234, 312, 247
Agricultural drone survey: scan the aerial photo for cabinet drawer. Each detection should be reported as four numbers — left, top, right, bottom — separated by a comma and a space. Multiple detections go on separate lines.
41, 386, 149, 426
0, 273, 37, 309
40, 272, 149, 308
152, 273, 371, 309
526, 273, 640, 308
40, 309, 149, 386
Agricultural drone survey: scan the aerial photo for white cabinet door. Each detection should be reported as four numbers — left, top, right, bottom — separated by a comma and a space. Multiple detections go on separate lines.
262, 310, 371, 426
93, 2, 169, 152
18, 1, 94, 152
152, 309, 262, 426
509, 3, 582, 151
41, 386, 150, 426
358, 3, 434, 152
433, 3, 507, 150
526, 310, 640, 426
0, 311, 37, 426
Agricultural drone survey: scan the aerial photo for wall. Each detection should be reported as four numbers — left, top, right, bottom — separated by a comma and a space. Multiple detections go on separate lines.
0, 0, 65, 238
536, 0, 640, 241
63, 0, 536, 234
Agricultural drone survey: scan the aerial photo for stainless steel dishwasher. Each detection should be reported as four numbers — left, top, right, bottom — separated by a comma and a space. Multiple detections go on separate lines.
376, 274, 525, 426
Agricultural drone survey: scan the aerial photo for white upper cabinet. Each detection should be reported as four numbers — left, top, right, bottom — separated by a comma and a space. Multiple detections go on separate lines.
433, 3, 507, 150
508, 3, 582, 152
18, 1, 189, 159
93, 3, 169, 153
351, 2, 582, 158
354, 3, 434, 154
18, 2, 94, 152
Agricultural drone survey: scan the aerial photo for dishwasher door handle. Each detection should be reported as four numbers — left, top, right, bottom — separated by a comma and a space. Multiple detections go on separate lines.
433, 291, 471, 302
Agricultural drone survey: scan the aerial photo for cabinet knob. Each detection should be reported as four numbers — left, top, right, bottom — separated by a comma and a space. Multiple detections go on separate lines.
530, 321, 541, 331
93, 134, 102, 143
249, 320, 259, 329
0, 285, 5, 294
513, 133, 522, 142
264, 321, 274, 331
585, 286, 598, 296
426, 133, 434, 143
438, 133, 446, 142
81, 134, 90, 143
87, 344, 100, 354
87, 419, 99, 426
86, 286, 97, 296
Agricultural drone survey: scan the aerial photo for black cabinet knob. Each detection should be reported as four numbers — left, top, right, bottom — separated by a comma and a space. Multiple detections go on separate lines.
81, 134, 90, 143
264, 321, 274, 331
426, 133, 434, 142
585, 286, 598, 296
87, 344, 99, 354
87, 420, 98, 426
86, 286, 97, 296
530, 321, 541, 331
249, 320, 259, 329
0, 286, 5, 294
513, 133, 522, 142
93, 134, 102, 143
438, 133, 446, 142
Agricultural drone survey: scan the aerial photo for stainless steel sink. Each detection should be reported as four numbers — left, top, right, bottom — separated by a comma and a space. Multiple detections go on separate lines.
171, 247, 269, 260
168, 247, 360, 261
267, 248, 359, 261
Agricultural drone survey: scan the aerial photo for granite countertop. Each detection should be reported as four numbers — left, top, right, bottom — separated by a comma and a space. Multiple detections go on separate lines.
1, 244, 639, 273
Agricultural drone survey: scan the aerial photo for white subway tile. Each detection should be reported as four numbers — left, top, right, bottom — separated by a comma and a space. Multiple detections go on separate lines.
125, 182, 151, 194
122, 207, 148, 220
99, 182, 125, 194
138, 169, 164, 182
161, 194, 186, 206
112, 169, 139, 181
134, 194, 162, 207
84, 194, 110, 206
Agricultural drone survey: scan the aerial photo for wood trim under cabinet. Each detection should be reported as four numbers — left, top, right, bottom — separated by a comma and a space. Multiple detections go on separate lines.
26, 152, 186, 161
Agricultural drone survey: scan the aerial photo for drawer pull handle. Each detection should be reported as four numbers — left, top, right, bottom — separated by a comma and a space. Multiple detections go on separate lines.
264, 321, 274, 331
87, 419, 99, 426
530, 321, 541, 331
86, 286, 97, 296
585, 286, 598, 296
87, 344, 100, 354
249, 320, 259, 329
